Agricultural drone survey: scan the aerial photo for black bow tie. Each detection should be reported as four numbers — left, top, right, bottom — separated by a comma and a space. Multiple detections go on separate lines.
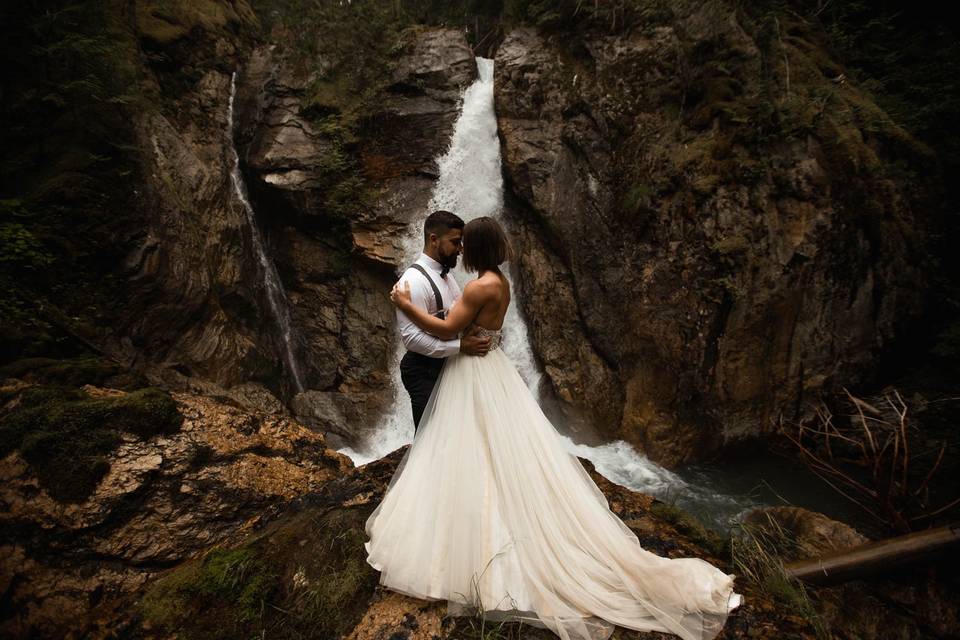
440, 265, 450, 278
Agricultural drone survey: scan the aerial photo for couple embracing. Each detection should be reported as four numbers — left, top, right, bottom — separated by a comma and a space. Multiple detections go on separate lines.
363, 211, 743, 640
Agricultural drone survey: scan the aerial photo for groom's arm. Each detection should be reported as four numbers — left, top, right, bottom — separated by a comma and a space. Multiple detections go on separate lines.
396, 272, 461, 358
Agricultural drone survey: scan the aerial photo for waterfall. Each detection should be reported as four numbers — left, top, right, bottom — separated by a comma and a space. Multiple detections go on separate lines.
338, 57, 537, 464
430, 58, 542, 391
227, 72, 305, 393
336, 59, 759, 532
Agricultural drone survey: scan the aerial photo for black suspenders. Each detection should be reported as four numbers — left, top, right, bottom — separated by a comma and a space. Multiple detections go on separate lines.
409, 264, 446, 318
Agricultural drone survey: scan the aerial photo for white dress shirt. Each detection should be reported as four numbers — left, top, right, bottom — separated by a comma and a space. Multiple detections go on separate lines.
397, 253, 462, 358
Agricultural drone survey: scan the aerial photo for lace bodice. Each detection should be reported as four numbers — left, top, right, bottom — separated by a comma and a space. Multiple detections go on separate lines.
472, 326, 503, 350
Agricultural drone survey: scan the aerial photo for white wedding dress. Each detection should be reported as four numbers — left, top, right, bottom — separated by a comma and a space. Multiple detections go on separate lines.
364, 327, 743, 640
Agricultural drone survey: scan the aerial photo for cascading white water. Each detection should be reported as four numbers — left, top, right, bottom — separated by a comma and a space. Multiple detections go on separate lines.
336, 58, 760, 532
227, 72, 305, 393
338, 57, 537, 464
430, 58, 542, 392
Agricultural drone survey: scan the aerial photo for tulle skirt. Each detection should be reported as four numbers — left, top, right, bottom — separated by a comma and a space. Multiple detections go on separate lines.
364, 348, 743, 640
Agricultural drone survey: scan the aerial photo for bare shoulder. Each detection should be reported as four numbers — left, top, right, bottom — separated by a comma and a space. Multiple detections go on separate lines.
464, 272, 507, 298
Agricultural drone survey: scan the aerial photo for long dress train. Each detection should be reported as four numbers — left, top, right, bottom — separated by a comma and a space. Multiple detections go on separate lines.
364, 328, 743, 640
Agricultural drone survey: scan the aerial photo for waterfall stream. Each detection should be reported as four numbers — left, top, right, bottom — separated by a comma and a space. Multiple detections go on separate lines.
336, 59, 763, 532
228, 72, 305, 393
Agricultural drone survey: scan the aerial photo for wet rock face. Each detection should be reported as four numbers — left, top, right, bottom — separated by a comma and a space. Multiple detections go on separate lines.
494, 5, 935, 466
122, 11, 476, 440
0, 383, 351, 639
122, 1, 281, 391
227, 26, 476, 438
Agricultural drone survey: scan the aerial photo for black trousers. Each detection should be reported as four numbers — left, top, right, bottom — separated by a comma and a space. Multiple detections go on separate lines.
399, 351, 445, 433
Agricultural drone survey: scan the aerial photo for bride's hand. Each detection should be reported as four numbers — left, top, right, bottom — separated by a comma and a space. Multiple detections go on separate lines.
390, 281, 413, 309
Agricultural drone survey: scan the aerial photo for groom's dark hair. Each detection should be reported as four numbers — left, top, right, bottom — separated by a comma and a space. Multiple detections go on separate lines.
423, 210, 465, 241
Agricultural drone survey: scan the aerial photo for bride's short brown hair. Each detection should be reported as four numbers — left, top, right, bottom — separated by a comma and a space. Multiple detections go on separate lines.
462, 217, 512, 272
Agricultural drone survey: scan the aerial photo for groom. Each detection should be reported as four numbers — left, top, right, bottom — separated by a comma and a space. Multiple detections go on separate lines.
397, 210, 491, 432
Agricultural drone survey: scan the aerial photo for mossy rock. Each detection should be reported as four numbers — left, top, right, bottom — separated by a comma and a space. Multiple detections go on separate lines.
0, 385, 183, 502
136, 0, 259, 46
138, 504, 379, 639
650, 499, 731, 562
0, 356, 147, 389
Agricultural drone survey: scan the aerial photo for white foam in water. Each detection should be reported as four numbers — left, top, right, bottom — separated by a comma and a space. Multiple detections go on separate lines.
336, 59, 758, 532
560, 436, 761, 532
559, 436, 688, 496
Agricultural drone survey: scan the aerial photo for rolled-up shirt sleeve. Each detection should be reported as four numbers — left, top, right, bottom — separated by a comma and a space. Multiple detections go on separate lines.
396, 271, 460, 358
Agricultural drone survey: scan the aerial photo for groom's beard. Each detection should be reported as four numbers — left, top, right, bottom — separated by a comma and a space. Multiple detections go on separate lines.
440, 253, 458, 270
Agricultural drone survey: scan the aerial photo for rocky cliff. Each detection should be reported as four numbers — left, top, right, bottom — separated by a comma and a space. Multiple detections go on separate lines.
1, 1, 956, 638
118, 3, 482, 446
493, 1, 937, 465
0, 0, 940, 463
0, 374, 811, 639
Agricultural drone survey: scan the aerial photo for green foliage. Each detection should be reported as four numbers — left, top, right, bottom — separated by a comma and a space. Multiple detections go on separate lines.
0, 213, 55, 274
0, 2, 143, 363
812, 2, 960, 149
730, 514, 829, 639
620, 184, 653, 217
0, 383, 183, 502
932, 321, 960, 360
503, 0, 671, 31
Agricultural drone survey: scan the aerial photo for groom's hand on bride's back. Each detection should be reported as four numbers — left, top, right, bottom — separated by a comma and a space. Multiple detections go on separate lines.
461, 329, 491, 357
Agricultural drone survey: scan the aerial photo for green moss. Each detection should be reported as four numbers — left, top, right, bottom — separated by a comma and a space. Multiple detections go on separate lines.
299, 529, 372, 628
136, 0, 257, 46
112, 387, 184, 438
0, 357, 130, 387
0, 384, 182, 502
650, 499, 731, 561
140, 547, 276, 634
137, 506, 379, 639
711, 235, 750, 256
621, 184, 653, 215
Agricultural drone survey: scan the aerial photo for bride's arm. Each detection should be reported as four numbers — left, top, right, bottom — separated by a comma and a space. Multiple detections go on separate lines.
391, 280, 486, 340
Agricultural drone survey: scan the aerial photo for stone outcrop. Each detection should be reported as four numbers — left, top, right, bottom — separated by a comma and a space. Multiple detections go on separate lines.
115, 451, 811, 640
744, 506, 871, 559
116, 1, 477, 445
494, 3, 936, 465
0, 380, 351, 639
227, 26, 477, 442
121, 0, 283, 391
745, 506, 960, 639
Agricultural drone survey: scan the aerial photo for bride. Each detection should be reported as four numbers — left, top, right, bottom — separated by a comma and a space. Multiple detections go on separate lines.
364, 216, 743, 640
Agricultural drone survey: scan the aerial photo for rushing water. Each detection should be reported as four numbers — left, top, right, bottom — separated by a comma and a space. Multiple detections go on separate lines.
227, 72, 305, 393
338, 57, 540, 464
335, 58, 813, 534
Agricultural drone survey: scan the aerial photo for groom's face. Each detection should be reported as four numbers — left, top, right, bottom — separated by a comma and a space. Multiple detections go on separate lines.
433, 228, 463, 269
